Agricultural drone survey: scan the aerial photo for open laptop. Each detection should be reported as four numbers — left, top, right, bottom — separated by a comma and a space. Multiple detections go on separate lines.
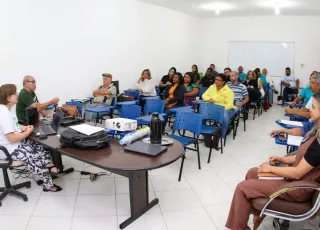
124, 141, 167, 157
33, 110, 64, 136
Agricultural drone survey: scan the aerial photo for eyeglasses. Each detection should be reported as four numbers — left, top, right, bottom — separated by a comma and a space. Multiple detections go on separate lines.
26, 80, 36, 84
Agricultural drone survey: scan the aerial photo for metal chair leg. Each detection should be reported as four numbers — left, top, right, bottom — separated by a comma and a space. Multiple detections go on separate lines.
207, 136, 214, 163
178, 151, 186, 182
196, 141, 201, 170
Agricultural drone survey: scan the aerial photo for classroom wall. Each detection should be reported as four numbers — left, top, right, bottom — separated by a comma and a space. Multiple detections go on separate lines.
200, 16, 320, 87
0, 0, 200, 104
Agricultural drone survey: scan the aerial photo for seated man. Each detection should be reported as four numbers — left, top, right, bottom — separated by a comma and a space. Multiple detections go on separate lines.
200, 67, 215, 87
92, 73, 117, 105
227, 71, 249, 119
290, 73, 315, 107
16, 75, 60, 125
202, 73, 236, 138
285, 72, 320, 119
210, 64, 218, 77
281, 67, 299, 102
238, 66, 247, 82
224, 67, 231, 82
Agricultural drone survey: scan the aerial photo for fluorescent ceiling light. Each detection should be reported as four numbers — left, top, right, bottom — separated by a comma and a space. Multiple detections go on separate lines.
258, 0, 297, 8
275, 4, 280, 15
199, 2, 234, 11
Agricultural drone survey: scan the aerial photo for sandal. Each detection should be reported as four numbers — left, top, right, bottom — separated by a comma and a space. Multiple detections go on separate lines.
43, 184, 63, 192
47, 166, 60, 175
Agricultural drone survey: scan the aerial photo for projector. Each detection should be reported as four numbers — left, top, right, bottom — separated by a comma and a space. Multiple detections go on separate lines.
105, 118, 137, 131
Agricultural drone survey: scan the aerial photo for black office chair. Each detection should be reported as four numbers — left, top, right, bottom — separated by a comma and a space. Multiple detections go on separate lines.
0, 146, 31, 206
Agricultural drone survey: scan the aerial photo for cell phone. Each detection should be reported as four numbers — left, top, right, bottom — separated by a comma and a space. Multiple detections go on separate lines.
278, 133, 287, 142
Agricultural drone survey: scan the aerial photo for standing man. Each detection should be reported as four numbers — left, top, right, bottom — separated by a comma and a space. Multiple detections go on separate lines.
228, 71, 249, 120
16, 75, 60, 125
238, 66, 247, 82
281, 67, 299, 102
210, 64, 218, 77
224, 67, 232, 82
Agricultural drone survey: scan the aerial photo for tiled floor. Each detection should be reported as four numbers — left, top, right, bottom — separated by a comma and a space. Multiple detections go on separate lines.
1, 105, 319, 230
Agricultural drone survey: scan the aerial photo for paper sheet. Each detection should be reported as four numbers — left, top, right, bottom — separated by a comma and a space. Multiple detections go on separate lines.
70, 124, 104, 136
280, 120, 303, 127
287, 135, 303, 146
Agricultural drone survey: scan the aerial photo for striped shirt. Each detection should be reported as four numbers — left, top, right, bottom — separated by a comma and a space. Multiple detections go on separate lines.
227, 82, 248, 103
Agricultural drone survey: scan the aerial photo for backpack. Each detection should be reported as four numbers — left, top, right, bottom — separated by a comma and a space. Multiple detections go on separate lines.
59, 128, 112, 149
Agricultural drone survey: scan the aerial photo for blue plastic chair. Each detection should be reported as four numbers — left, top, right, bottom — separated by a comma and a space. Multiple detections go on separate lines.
124, 90, 141, 102
198, 103, 224, 162
66, 101, 82, 117
199, 87, 208, 100
155, 86, 160, 96
120, 105, 141, 119
137, 100, 166, 125
167, 112, 202, 181
144, 99, 165, 114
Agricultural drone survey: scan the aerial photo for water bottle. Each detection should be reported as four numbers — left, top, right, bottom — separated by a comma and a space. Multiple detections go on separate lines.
150, 113, 162, 144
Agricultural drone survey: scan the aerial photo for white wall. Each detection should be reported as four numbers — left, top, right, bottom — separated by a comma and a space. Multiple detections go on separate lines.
0, 0, 200, 104
200, 16, 320, 87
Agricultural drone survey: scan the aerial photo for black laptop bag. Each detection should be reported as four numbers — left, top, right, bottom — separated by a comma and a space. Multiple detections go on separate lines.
60, 128, 112, 149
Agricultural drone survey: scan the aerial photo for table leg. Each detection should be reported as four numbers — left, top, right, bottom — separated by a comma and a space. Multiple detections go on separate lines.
119, 171, 159, 229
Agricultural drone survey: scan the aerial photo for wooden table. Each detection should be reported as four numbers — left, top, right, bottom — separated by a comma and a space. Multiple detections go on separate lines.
29, 125, 184, 229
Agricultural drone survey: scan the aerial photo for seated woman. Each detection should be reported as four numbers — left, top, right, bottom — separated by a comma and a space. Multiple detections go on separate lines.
0, 84, 62, 192
202, 73, 236, 138
226, 91, 320, 230
184, 72, 200, 106
159, 67, 176, 94
164, 73, 185, 110
136, 69, 157, 97
243, 70, 262, 111
191, 64, 200, 84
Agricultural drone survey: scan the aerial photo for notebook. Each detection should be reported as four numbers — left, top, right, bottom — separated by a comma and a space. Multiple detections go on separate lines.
258, 163, 288, 180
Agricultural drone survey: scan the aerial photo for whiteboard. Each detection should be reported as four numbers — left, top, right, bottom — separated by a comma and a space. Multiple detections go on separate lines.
228, 41, 295, 77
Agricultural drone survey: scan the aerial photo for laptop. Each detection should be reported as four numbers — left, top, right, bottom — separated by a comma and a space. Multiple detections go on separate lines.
124, 141, 167, 157
33, 110, 64, 136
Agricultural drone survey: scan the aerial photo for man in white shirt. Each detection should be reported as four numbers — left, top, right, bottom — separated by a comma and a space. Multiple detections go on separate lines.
285, 72, 320, 119
281, 67, 299, 102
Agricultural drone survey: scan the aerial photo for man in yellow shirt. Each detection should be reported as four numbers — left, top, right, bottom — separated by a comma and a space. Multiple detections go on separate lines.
202, 73, 236, 137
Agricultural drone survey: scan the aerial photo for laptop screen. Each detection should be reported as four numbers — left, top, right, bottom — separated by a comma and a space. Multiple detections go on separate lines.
51, 110, 64, 132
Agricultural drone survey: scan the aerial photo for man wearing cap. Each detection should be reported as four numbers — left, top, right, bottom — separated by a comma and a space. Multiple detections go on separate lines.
92, 73, 117, 106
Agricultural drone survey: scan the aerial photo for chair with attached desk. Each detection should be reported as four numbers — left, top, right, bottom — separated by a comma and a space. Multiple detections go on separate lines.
0, 146, 30, 206
120, 105, 142, 119
167, 111, 202, 181
199, 87, 208, 100
197, 103, 224, 159
136, 99, 166, 126
124, 90, 141, 103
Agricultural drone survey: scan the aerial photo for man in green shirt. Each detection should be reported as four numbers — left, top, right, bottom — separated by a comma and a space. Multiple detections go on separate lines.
16, 75, 60, 124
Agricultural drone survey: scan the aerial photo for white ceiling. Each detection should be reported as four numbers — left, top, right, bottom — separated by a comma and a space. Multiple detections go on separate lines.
138, 0, 320, 18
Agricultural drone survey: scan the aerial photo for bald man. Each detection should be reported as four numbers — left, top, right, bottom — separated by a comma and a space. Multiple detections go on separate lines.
16, 75, 60, 124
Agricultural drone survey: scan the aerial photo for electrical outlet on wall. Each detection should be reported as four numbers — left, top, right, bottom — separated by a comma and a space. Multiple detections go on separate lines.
300, 63, 305, 68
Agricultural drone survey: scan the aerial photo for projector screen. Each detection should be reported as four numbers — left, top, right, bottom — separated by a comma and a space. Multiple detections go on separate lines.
228, 41, 295, 77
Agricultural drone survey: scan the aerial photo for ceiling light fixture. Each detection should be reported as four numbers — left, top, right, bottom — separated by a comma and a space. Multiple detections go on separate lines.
275, 1, 280, 15
199, 2, 234, 11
